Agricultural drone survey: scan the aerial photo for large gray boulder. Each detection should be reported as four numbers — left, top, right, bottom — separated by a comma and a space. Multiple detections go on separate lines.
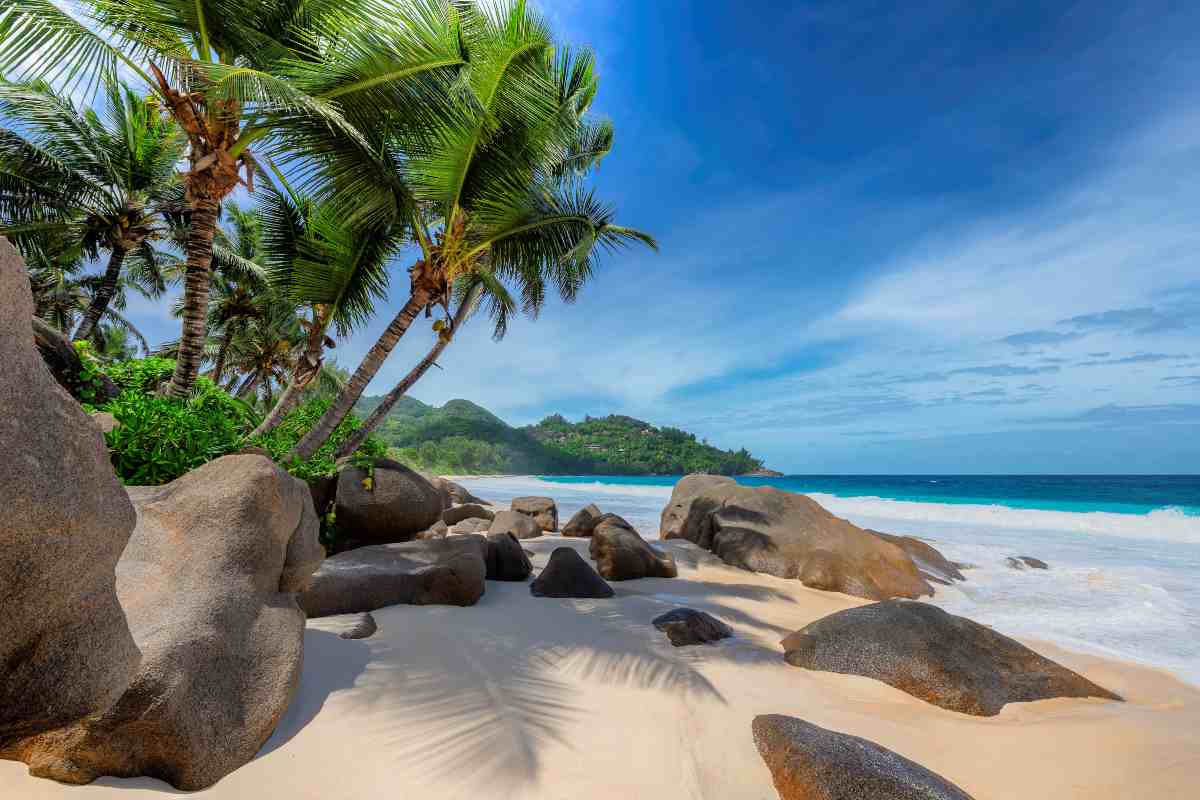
511, 495, 558, 531
781, 601, 1121, 716
0, 238, 140, 755
299, 536, 487, 618
489, 509, 543, 540
9, 454, 322, 790
336, 458, 446, 544
589, 515, 677, 581
660, 475, 934, 601
562, 503, 604, 537
752, 715, 976, 799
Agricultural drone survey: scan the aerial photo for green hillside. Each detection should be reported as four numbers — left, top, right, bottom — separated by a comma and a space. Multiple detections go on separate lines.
359, 397, 767, 476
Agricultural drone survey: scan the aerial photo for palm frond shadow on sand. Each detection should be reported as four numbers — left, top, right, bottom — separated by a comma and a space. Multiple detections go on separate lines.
308, 556, 792, 797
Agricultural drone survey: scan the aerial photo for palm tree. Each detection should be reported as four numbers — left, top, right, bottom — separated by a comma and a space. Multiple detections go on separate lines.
205, 203, 266, 384
247, 178, 399, 438
0, 0, 470, 398
0, 78, 184, 341
221, 297, 302, 408
287, 3, 656, 461
21, 229, 160, 353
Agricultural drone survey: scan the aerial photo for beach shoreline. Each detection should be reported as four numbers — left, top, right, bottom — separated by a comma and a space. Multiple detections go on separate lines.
5, 534, 1197, 799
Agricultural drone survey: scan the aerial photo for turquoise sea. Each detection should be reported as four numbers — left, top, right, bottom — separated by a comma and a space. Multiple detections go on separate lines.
459, 474, 1200, 685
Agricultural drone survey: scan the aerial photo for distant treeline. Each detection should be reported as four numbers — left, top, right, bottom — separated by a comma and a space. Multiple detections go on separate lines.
358, 397, 766, 476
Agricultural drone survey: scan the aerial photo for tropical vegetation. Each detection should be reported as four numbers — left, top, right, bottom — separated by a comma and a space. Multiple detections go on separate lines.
364, 397, 767, 476
1, 0, 654, 484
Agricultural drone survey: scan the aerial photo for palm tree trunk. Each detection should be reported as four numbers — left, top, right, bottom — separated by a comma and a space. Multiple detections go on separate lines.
333, 288, 478, 459
73, 246, 127, 342
249, 309, 327, 439
235, 373, 260, 401
164, 196, 220, 398
287, 290, 430, 462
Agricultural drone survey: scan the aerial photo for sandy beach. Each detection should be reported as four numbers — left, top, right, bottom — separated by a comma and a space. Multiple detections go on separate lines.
5, 535, 1196, 800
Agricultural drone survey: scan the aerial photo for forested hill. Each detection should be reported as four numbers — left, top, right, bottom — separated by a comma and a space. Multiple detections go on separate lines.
356, 397, 767, 476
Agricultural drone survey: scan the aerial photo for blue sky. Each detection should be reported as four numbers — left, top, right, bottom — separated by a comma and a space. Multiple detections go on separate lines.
127, 0, 1200, 473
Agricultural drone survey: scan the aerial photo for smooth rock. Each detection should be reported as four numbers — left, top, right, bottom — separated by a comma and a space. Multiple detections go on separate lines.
562, 503, 604, 537
444, 503, 495, 526
1006, 555, 1049, 570
511, 495, 559, 531
489, 509, 543, 540
752, 714, 976, 800
10, 454, 322, 789
530, 547, 614, 598
340, 613, 378, 640
416, 520, 449, 540
589, 515, 677, 580
336, 458, 445, 544
652, 608, 732, 646
299, 537, 487, 618
660, 475, 934, 600
0, 238, 140, 753
870, 530, 965, 584
89, 410, 120, 435
450, 517, 491, 535
781, 600, 1121, 716
484, 532, 533, 581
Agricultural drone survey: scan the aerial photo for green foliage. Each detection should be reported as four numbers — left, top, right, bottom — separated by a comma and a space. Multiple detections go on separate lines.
103, 355, 176, 394
72, 340, 111, 409
103, 389, 251, 486
360, 396, 767, 476
528, 415, 765, 476
250, 397, 388, 482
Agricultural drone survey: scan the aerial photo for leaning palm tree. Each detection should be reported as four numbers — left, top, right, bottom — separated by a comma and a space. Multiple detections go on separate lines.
221, 298, 303, 408
246, 178, 399, 438
0, 78, 184, 341
0, 0, 469, 397
287, 4, 656, 461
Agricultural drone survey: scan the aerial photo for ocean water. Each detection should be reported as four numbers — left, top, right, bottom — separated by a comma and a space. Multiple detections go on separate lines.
456, 474, 1200, 685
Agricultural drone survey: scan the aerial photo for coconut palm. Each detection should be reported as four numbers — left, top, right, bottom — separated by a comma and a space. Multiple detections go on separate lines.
221, 297, 303, 408
0, 78, 184, 341
205, 203, 266, 383
20, 228, 161, 353
287, 3, 656, 461
246, 178, 399, 438
0, 0, 470, 397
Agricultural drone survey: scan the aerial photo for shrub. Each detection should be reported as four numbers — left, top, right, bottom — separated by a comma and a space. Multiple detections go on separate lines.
104, 386, 258, 486
104, 356, 177, 395
72, 341, 115, 409
249, 397, 388, 483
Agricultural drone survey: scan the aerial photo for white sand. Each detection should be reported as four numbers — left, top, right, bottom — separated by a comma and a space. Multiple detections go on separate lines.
4, 536, 1199, 799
